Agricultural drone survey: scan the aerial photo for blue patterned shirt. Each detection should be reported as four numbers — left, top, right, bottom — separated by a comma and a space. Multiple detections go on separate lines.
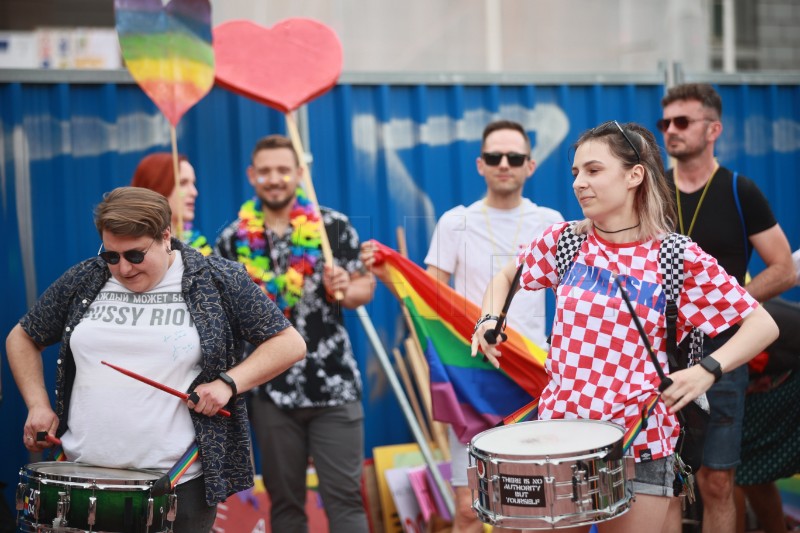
19, 239, 291, 504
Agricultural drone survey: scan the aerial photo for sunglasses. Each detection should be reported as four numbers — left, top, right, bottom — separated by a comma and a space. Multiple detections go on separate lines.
594, 120, 641, 164
656, 116, 710, 132
98, 237, 156, 265
481, 152, 529, 167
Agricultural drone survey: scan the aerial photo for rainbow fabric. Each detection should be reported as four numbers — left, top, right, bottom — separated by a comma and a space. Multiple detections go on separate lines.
370, 241, 548, 441
167, 442, 199, 490
115, 0, 215, 126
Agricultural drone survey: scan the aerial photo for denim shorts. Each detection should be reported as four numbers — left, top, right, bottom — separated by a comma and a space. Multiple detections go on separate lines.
631, 455, 676, 496
702, 363, 748, 469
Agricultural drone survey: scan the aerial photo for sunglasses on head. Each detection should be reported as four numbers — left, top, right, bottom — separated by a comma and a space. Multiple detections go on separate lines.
656, 116, 710, 132
98, 237, 156, 265
481, 152, 529, 167
593, 120, 641, 164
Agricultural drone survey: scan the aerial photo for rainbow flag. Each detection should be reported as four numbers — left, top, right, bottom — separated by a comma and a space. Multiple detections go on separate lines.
370, 241, 548, 441
115, 0, 215, 126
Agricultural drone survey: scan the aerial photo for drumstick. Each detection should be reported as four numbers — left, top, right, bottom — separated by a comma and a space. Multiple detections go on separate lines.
483, 264, 523, 345
101, 361, 231, 417
36, 431, 61, 446
612, 275, 672, 391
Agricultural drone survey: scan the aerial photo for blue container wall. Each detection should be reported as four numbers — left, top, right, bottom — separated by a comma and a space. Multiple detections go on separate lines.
2, 77, 799, 506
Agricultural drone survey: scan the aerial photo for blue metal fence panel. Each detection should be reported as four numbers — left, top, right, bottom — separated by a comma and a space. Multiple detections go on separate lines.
2, 74, 799, 506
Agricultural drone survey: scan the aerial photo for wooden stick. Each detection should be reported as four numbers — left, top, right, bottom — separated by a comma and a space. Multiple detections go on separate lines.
101, 360, 231, 417
396, 226, 408, 258
404, 338, 450, 460
170, 126, 183, 236
393, 348, 433, 444
285, 112, 343, 300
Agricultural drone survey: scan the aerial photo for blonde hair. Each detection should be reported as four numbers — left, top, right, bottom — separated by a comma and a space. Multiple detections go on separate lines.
572, 122, 675, 241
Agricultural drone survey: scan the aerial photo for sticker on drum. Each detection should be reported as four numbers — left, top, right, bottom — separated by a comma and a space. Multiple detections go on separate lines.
467, 419, 635, 530
17, 461, 170, 533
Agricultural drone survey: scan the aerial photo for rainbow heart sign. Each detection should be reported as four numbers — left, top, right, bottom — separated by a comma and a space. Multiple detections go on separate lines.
115, 0, 215, 126
213, 19, 343, 113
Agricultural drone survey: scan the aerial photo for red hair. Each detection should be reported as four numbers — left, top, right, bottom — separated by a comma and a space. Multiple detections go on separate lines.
131, 152, 188, 197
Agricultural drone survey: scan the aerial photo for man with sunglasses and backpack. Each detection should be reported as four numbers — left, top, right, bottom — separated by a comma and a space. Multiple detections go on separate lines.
659, 83, 795, 532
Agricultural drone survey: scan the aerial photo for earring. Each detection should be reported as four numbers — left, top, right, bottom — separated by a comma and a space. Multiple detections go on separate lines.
167, 248, 173, 255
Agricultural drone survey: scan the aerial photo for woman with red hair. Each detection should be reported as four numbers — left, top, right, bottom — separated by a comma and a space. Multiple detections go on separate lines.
132, 153, 212, 255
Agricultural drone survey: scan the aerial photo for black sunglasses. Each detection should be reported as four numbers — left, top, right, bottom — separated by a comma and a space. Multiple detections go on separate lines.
656, 116, 710, 132
481, 152, 529, 168
98, 237, 156, 265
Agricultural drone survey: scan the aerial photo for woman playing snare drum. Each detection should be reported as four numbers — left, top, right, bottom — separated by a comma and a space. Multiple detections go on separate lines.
7, 187, 306, 532
471, 122, 778, 533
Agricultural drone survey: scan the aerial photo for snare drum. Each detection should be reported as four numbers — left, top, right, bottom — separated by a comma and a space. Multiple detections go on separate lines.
467, 419, 634, 530
16, 462, 174, 532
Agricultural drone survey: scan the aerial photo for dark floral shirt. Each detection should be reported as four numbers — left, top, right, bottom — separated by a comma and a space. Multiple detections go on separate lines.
18, 239, 291, 505
216, 206, 364, 408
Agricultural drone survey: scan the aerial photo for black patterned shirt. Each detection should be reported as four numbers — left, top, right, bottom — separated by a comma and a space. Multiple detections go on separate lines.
18, 240, 291, 504
216, 206, 364, 408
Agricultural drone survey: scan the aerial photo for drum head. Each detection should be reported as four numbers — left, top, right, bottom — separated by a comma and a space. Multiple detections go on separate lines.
25, 461, 162, 483
472, 419, 623, 458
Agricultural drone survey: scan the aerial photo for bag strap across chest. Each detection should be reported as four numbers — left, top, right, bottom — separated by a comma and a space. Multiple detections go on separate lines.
554, 224, 702, 371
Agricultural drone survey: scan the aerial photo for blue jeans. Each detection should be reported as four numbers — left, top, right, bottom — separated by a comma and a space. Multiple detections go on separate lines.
702, 344, 748, 470
631, 455, 676, 496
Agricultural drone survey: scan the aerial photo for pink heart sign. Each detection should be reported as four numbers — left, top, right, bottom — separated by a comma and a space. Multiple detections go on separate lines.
213, 19, 343, 113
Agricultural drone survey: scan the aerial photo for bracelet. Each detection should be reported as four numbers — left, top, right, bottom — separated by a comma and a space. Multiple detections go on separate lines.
474, 314, 502, 333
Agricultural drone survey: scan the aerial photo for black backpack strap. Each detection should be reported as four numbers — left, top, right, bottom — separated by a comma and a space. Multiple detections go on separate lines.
555, 223, 587, 284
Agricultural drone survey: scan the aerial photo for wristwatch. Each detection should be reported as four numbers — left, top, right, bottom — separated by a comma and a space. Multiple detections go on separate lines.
699, 356, 723, 383
218, 371, 238, 397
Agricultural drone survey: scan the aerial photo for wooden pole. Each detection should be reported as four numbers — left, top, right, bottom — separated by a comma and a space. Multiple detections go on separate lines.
170, 126, 183, 237
393, 348, 433, 444
284, 112, 344, 300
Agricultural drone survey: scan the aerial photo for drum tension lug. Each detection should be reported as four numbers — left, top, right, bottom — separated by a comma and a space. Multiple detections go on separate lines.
167, 493, 178, 522
15, 482, 27, 511
53, 491, 70, 528
571, 461, 589, 510
88, 496, 97, 526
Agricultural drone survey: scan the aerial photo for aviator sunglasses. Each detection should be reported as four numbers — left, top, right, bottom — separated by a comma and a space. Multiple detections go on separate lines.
481, 152, 529, 167
656, 116, 711, 133
98, 237, 157, 265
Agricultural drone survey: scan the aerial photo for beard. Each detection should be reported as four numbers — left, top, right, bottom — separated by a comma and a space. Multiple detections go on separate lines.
260, 191, 296, 211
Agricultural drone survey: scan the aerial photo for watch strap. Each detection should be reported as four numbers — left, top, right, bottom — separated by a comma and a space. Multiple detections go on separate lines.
699, 356, 722, 383
219, 371, 238, 397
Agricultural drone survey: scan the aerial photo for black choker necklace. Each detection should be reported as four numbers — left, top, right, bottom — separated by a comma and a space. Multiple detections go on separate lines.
593, 222, 640, 234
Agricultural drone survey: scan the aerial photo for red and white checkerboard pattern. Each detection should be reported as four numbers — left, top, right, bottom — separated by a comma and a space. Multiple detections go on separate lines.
516, 223, 757, 461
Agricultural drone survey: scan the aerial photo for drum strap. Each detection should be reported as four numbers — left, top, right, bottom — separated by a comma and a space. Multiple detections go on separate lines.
152, 442, 200, 497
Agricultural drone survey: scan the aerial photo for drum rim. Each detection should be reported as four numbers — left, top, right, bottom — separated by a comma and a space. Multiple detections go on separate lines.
469, 419, 625, 461
22, 461, 164, 488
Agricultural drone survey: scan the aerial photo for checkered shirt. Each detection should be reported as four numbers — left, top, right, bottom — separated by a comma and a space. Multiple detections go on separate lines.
517, 222, 758, 461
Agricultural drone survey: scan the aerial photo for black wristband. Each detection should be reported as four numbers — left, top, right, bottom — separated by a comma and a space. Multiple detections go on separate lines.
218, 371, 238, 397
474, 314, 502, 333
698, 356, 723, 383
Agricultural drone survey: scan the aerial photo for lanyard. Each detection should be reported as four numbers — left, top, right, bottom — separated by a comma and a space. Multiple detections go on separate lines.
675, 162, 719, 237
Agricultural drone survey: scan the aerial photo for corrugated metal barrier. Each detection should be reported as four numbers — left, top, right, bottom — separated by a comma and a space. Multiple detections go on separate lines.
1, 69, 799, 506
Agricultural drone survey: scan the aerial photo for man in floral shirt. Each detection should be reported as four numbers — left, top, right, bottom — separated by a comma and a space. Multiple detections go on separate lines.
215, 134, 374, 533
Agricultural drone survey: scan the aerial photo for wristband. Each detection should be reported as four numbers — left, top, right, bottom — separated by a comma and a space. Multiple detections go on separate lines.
218, 371, 238, 397
698, 356, 722, 383
474, 314, 502, 333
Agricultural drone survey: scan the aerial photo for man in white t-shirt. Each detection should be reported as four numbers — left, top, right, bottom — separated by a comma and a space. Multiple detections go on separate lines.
363, 120, 564, 532
424, 120, 563, 532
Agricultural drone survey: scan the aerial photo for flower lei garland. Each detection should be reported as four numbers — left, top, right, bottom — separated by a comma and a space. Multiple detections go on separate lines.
182, 223, 212, 256
236, 187, 322, 316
